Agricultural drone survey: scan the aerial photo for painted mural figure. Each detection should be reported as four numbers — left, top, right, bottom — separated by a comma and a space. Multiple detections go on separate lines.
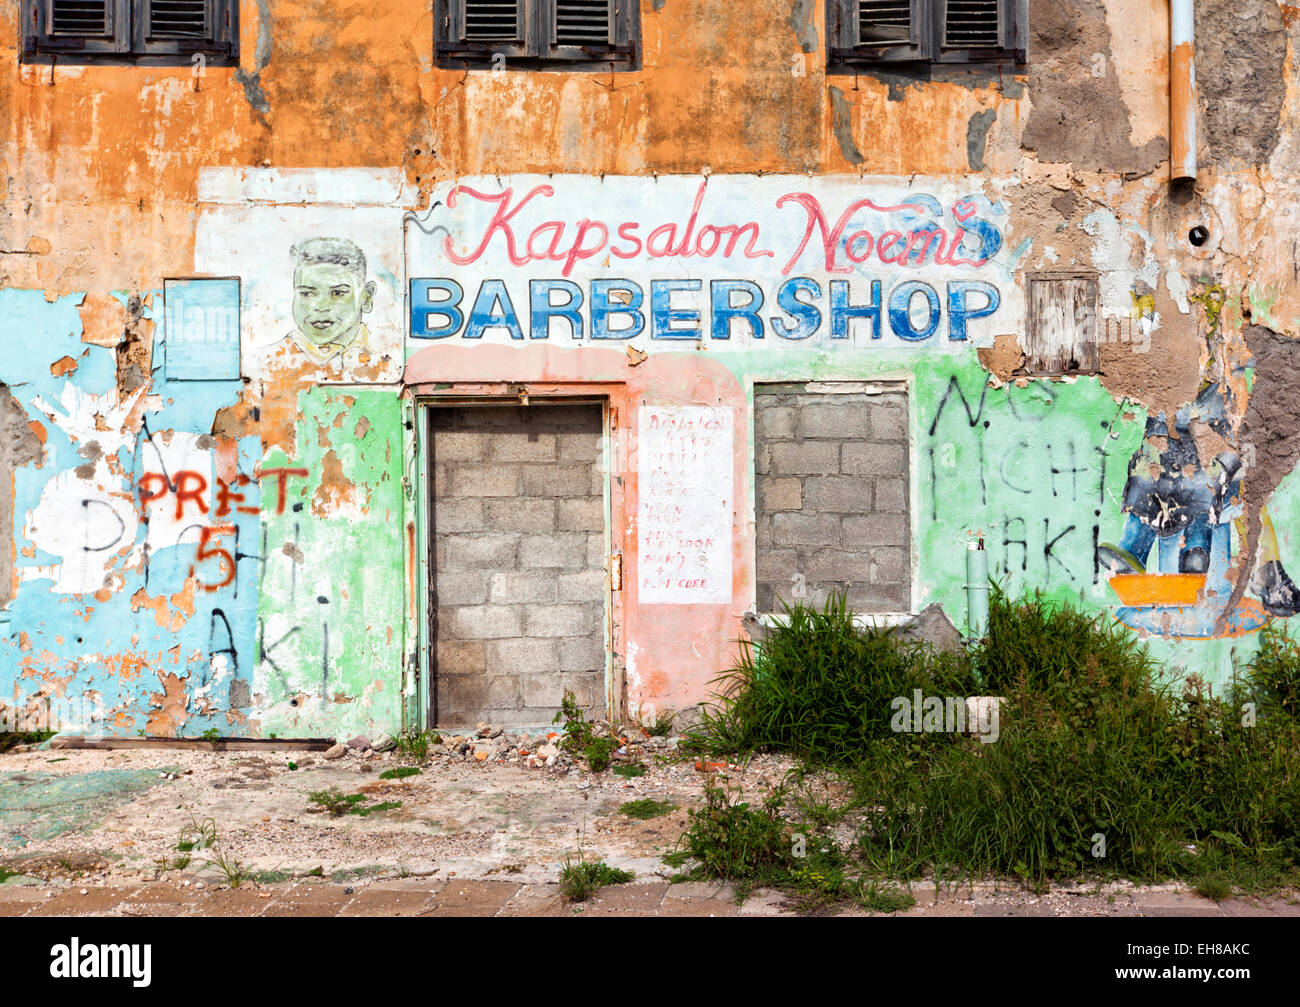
1099, 357, 1299, 633
287, 238, 376, 365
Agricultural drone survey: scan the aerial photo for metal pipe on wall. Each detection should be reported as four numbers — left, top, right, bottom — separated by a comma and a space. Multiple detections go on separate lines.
1170, 0, 1197, 182
966, 539, 989, 642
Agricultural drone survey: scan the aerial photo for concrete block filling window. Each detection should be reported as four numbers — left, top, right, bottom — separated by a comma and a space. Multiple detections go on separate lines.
754, 383, 911, 615
429, 403, 607, 728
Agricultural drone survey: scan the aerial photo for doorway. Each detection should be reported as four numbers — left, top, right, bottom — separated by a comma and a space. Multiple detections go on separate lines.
426, 401, 610, 728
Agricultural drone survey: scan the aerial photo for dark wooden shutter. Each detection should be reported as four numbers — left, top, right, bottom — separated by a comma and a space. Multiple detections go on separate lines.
553, 0, 612, 47
147, 0, 207, 37
941, 0, 1001, 49
138, 0, 233, 54
28, 0, 126, 52
832, 0, 927, 63
441, 0, 530, 58
464, 1, 522, 41
49, 0, 112, 35
545, 0, 634, 62
937, 0, 1025, 62
858, 1, 914, 46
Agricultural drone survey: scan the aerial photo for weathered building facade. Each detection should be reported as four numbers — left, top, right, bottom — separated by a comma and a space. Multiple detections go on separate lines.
3, 0, 1299, 740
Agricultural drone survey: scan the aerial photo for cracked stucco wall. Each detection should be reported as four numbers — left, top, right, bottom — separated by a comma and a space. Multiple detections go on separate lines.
3, 0, 1300, 734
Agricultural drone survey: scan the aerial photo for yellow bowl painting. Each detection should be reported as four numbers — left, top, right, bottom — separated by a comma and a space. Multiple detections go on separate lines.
1108, 573, 1206, 607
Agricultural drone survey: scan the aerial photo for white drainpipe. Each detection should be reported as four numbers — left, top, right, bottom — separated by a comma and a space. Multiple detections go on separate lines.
1170, 0, 1197, 182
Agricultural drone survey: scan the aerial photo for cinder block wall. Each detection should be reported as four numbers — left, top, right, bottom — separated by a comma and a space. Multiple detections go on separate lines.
754, 385, 910, 613
430, 404, 606, 726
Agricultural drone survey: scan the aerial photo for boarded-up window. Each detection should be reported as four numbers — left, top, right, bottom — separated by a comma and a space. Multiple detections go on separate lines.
1026, 273, 1100, 375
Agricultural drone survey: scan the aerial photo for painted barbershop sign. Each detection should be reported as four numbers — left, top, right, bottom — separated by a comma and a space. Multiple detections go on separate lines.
407, 175, 1019, 348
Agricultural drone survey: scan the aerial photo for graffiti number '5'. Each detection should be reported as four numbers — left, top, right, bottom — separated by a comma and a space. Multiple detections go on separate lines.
191, 524, 237, 591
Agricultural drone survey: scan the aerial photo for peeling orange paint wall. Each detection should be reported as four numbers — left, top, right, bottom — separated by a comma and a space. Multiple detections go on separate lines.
4, 1, 1300, 736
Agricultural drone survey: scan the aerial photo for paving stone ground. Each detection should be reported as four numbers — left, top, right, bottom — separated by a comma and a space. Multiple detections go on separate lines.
2, 878, 1296, 918
4, 748, 1299, 919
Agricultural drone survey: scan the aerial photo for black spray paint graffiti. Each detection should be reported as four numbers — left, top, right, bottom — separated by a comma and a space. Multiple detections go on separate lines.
927, 374, 1128, 590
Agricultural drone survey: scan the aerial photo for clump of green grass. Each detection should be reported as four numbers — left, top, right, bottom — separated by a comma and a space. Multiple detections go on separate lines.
558, 857, 635, 902
207, 848, 250, 889
619, 798, 677, 820
308, 786, 402, 817
395, 730, 441, 761
693, 593, 972, 764
642, 709, 675, 737
0, 729, 55, 753
612, 763, 646, 778
665, 779, 789, 881
685, 587, 1300, 892
553, 690, 620, 772
176, 815, 218, 853
1248, 621, 1300, 720
379, 766, 421, 780
853, 590, 1300, 885
1193, 873, 1233, 902
0, 866, 20, 884
665, 778, 912, 914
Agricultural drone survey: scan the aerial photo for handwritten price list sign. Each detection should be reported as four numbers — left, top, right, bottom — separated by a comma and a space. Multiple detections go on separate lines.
636, 405, 733, 605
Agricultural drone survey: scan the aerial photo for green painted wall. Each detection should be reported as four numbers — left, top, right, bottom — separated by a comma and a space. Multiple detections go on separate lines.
256, 387, 407, 739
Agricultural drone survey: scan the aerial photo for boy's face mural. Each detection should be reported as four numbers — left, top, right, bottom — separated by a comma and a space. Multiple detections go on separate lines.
292, 260, 375, 349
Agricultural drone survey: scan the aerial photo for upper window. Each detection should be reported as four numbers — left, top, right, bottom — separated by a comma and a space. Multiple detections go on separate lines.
20, 0, 238, 64
436, 0, 640, 70
828, 0, 1025, 68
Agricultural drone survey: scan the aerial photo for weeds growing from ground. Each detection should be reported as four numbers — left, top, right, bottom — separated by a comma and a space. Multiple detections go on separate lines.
558, 857, 635, 902
612, 763, 646, 778
379, 766, 421, 780
680, 588, 1300, 898
395, 730, 440, 761
619, 798, 678, 820
207, 848, 250, 889
636, 708, 675, 737
0, 730, 55, 753
664, 777, 914, 914
553, 690, 619, 771
694, 593, 970, 764
1248, 621, 1300, 720
308, 786, 402, 817
176, 815, 218, 854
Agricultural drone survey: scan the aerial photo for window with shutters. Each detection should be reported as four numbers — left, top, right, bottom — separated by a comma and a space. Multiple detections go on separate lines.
436, 0, 639, 69
828, 0, 1025, 69
20, 0, 237, 64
